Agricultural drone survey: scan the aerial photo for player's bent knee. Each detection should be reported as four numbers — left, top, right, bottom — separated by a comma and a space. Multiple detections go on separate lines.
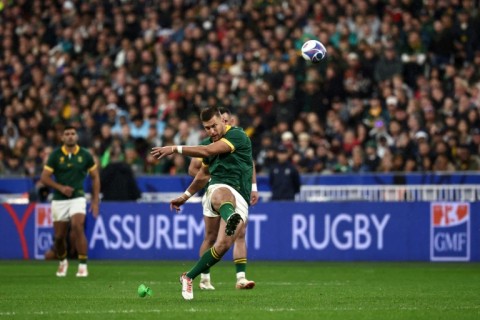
236, 224, 247, 238
211, 188, 236, 207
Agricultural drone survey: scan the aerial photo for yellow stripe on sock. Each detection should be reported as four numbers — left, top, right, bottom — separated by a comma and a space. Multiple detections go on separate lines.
58, 252, 67, 260
78, 255, 88, 260
210, 247, 220, 260
234, 258, 247, 264
219, 202, 234, 209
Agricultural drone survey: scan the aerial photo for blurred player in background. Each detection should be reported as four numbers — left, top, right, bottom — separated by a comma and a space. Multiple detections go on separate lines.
189, 107, 258, 291
40, 126, 100, 277
151, 106, 254, 300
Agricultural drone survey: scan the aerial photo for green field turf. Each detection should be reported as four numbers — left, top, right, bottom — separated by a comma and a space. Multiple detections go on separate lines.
0, 261, 479, 320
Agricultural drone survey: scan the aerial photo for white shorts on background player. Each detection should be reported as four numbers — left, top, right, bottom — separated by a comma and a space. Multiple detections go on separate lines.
202, 183, 248, 222
51, 197, 87, 222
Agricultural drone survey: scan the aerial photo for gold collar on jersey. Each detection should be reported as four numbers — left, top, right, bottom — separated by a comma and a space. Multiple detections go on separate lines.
61, 145, 80, 156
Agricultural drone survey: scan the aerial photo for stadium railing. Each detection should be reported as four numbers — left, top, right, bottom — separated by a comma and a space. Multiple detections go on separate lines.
297, 184, 480, 202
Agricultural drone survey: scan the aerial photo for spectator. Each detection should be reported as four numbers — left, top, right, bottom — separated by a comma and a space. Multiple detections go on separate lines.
429, 19, 455, 68
129, 115, 149, 140
364, 140, 380, 172
268, 146, 301, 201
433, 154, 456, 172
271, 89, 297, 126
0, 148, 5, 174
344, 52, 373, 98
470, 128, 480, 155
3, 121, 19, 150
4, 155, 23, 176
101, 138, 125, 168
100, 161, 141, 201
455, 144, 480, 171
401, 31, 428, 89
173, 120, 201, 146
124, 143, 145, 175
0, 0, 479, 178
333, 152, 352, 173
351, 145, 370, 173
255, 133, 275, 172
374, 45, 403, 83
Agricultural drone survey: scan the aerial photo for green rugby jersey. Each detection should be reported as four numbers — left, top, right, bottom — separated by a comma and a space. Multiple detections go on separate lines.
202, 126, 253, 204
44, 145, 96, 200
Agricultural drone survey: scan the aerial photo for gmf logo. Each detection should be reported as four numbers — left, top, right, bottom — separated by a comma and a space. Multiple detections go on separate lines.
35, 204, 53, 259
430, 202, 470, 261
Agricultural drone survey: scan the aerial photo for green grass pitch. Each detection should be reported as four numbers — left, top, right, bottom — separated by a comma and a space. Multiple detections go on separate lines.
0, 261, 479, 319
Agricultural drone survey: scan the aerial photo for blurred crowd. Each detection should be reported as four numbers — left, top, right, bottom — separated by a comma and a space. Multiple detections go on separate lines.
1, 0, 480, 178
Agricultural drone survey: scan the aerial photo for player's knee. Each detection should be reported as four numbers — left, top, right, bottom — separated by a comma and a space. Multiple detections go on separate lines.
211, 188, 235, 208
70, 222, 84, 236
236, 225, 246, 239
235, 234, 246, 245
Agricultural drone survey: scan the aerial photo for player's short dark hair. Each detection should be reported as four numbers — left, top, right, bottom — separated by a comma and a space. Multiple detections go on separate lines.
64, 125, 77, 132
200, 106, 222, 122
218, 106, 231, 116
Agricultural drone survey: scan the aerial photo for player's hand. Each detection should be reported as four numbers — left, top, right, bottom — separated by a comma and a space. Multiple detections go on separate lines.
170, 195, 188, 212
61, 185, 74, 197
90, 201, 100, 218
250, 191, 259, 205
151, 146, 175, 159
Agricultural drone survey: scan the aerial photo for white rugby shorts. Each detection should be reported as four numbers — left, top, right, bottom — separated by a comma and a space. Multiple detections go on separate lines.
202, 183, 248, 222
51, 197, 87, 222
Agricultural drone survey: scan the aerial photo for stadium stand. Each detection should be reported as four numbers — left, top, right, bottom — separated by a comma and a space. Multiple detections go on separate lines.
0, 0, 479, 184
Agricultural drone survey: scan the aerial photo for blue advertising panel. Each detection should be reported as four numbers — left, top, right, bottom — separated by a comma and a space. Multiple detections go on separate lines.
0, 202, 478, 261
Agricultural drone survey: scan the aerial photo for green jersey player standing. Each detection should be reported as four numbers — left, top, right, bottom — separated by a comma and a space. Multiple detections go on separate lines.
151, 106, 254, 301
41, 126, 100, 278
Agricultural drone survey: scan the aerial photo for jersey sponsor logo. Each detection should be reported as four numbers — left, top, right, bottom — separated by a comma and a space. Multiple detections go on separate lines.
78, 156, 83, 163
34, 204, 53, 259
430, 202, 470, 261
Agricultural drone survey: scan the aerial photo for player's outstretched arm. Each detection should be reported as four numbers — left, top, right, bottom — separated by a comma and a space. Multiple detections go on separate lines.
151, 140, 231, 159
